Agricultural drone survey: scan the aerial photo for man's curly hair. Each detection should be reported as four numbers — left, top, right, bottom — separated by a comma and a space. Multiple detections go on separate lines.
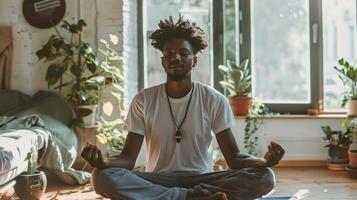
150, 15, 208, 54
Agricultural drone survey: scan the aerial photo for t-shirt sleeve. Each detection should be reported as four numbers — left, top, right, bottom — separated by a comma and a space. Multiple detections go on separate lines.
124, 92, 145, 136
211, 94, 235, 134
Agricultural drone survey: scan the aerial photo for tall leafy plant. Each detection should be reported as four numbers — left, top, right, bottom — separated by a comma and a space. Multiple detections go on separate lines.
334, 58, 357, 106
36, 19, 124, 126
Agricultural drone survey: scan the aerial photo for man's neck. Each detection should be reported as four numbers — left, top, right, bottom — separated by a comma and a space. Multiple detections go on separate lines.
165, 79, 193, 98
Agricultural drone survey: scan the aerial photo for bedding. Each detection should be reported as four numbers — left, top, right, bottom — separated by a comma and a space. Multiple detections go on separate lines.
0, 129, 43, 185
0, 90, 91, 186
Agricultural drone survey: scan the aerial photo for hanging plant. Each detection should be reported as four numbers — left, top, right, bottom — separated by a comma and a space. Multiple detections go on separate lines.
244, 100, 277, 156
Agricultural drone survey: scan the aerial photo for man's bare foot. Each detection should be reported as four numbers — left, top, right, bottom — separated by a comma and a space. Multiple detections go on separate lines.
187, 192, 228, 200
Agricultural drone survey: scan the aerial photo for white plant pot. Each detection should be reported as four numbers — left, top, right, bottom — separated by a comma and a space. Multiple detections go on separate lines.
80, 105, 98, 125
348, 100, 357, 116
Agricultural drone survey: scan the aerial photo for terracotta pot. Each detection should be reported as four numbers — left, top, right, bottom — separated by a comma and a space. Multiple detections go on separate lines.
228, 95, 251, 116
348, 100, 357, 116
14, 170, 47, 200
328, 145, 349, 164
348, 150, 357, 169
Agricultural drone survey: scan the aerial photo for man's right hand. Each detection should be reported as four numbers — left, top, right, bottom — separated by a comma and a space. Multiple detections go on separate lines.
81, 143, 109, 169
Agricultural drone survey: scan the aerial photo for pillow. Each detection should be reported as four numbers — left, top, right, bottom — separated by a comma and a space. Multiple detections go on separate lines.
0, 90, 31, 115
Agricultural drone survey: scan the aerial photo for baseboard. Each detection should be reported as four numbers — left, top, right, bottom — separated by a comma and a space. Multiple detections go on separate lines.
275, 160, 327, 167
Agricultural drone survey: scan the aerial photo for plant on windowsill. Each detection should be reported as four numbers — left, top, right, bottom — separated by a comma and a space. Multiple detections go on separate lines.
218, 59, 251, 116
334, 58, 357, 116
14, 147, 47, 200
321, 122, 353, 170
36, 19, 125, 127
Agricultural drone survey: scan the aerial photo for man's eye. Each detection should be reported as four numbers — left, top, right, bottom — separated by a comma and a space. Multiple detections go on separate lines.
180, 51, 189, 56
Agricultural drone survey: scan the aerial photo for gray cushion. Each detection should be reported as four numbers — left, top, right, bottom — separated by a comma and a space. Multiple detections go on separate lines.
0, 90, 31, 115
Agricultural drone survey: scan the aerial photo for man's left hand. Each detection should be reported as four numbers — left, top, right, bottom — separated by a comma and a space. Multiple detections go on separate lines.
263, 141, 285, 167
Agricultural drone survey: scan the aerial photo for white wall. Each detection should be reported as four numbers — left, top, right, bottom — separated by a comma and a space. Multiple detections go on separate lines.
0, 0, 138, 101
231, 117, 344, 161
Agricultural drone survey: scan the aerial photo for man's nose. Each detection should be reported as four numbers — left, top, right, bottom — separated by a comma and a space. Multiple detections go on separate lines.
172, 53, 181, 61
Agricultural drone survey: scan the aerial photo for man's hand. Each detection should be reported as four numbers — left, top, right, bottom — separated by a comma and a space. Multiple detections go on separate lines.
81, 143, 109, 169
263, 141, 285, 167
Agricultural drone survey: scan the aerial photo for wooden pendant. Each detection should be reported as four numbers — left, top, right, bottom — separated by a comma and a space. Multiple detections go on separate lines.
175, 130, 182, 143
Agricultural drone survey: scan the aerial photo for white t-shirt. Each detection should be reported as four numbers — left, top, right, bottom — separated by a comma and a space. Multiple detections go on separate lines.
124, 81, 235, 173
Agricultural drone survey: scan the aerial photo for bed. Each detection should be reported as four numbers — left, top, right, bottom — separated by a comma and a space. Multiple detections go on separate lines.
0, 129, 44, 186
0, 90, 91, 194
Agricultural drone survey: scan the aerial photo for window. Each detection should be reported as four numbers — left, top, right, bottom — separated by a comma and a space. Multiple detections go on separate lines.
251, 0, 310, 104
225, 0, 238, 63
142, 0, 213, 88
322, 0, 356, 111
238, 0, 356, 113
139, 0, 356, 114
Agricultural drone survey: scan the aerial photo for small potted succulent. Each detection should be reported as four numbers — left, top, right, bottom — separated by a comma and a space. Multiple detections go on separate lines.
218, 59, 251, 116
14, 147, 47, 200
334, 58, 357, 116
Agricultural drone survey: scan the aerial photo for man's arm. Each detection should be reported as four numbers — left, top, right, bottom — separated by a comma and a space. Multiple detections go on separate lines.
215, 128, 285, 170
81, 131, 144, 170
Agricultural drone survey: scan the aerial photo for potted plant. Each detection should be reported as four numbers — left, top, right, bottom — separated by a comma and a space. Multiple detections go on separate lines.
14, 147, 47, 200
343, 118, 357, 169
218, 59, 251, 116
321, 124, 353, 170
36, 19, 124, 127
334, 58, 357, 116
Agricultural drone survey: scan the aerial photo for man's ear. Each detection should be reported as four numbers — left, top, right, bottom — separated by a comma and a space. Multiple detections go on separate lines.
193, 56, 198, 67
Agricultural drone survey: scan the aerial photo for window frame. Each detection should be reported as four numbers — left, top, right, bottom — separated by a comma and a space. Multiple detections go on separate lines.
239, 0, 324, 114
138, 0, 347, 114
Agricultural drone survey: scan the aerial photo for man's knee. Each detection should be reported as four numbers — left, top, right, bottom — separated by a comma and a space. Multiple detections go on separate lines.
91, 168, 129, 196
230, 167, 275, 197
259, 168, 275, 195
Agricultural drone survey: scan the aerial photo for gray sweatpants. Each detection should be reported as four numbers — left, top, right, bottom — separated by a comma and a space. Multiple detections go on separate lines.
91, 167, 275, 200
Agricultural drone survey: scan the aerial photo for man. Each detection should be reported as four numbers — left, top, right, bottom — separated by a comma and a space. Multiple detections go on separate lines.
81, 15, 285, 200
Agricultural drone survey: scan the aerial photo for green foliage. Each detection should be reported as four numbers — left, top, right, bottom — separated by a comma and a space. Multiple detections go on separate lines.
96, 117, 126, 152
218, 59, 251, 97
321, 124, 353, 148
244, 100, 276, 156
334, 58, 357, 107
36, 19, 125, 126
26, 147, 37, 175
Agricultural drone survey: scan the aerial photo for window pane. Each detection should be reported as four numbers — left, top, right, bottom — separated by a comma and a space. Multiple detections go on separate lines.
322, 0, 355, 111
225, 0, 238, 63
145, 0, 212, 87
251, 0, 310, 103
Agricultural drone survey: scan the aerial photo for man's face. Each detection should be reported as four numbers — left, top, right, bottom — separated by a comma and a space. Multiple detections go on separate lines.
161, 38, 197, 81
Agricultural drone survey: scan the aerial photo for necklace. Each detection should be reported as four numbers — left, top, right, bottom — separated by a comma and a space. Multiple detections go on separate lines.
166, 83, 194, 143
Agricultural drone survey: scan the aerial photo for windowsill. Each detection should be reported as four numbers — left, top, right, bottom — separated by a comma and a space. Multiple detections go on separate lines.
235, 113, 347, 120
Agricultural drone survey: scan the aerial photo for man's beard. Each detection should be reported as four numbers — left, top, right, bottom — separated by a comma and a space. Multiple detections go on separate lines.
167, 70, 192, 81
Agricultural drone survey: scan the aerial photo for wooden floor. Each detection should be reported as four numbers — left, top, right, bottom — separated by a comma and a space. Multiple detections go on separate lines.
11, 167, 357, 200
270, 167, 357, 200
